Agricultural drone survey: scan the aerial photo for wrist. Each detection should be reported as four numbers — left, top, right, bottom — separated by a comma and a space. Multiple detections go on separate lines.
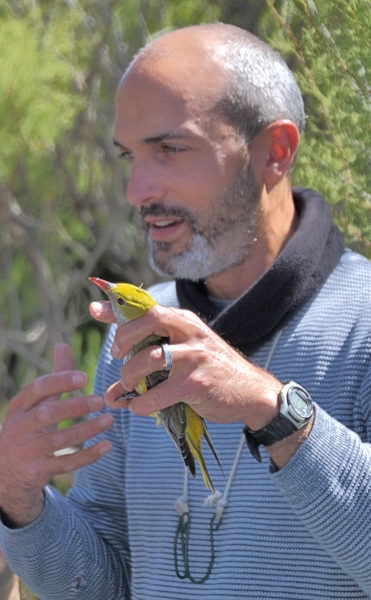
0, 490, 45, 529
244, 381, 314, 463
266, 417, 314, 468
243, 382, 282, 432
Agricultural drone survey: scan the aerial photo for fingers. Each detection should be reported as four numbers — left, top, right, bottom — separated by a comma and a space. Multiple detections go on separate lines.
101, 304, 280, 427
104, 307, 214, 411
48, 437, 113, 477
104, 311, 282, 428
45, 344, 77, 413
121, 344, 168, 391
53, 342, 75, 373
0, 410, 113, 527
15, 393, 104, 436
0, 343, 114, 527
33, 412, 113, 466
1, 394, 113, 483
104, 381, 136, 409
8, 370, 89, 416
104, 367, 187, 416
104, 341, 192, 413
111, 305, 208, 360
29, 436, 112, 516
89, 300, 116, 323
0, 391, 113, 524
104, 343, 175, 409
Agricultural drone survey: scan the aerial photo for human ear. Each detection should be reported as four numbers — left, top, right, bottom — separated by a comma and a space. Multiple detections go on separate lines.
264, 120, 300, 183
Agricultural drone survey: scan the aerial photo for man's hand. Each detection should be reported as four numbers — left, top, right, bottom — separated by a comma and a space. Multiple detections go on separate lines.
90, 301, 280, 428
0, 344, 113, 528
90, 300, 314, 468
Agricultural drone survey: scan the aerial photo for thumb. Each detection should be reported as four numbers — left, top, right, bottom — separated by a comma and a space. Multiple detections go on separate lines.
89, 301, 116, 323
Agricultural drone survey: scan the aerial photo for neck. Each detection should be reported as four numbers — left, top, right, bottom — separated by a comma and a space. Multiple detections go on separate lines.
204, 252, 269, 300
205, 191, 299, 300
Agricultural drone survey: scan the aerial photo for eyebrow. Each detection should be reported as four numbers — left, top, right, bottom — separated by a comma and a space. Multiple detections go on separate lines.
113, 130, 189, 149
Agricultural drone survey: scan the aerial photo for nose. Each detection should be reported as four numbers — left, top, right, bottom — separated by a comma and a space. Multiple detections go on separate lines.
126, 160, 165, 208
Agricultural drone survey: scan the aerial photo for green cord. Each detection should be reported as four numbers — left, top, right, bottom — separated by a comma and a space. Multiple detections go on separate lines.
173, 512, 222, 584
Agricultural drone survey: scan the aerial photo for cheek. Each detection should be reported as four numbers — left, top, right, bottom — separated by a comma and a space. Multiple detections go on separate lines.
174, 169, 222, 217
168, 145, 245, 217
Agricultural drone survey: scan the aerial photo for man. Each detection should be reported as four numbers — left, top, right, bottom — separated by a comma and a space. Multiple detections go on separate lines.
0, 23, 370, 599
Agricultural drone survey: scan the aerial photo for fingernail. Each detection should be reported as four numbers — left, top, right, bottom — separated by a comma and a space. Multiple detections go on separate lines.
99, 440, 112, 456
100, 414, 113, 428
88, 396, 103, 411
72, 372, 88, 386
91, 301, 104, 316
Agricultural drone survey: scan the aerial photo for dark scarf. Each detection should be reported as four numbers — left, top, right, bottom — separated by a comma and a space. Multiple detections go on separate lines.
176, 187, 344, 356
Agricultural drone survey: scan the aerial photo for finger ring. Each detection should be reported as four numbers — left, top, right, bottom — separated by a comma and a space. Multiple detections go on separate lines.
161, 343, 173, 373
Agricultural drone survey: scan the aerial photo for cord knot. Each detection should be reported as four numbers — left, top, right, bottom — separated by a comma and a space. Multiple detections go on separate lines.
203, 490, 222, 508
175, 495, 189, 516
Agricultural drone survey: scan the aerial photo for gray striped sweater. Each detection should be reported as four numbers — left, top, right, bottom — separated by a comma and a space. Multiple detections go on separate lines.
1, 225, 371, 597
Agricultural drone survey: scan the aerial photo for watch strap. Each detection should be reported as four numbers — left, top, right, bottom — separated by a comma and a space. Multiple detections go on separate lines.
244, 414, 298, 462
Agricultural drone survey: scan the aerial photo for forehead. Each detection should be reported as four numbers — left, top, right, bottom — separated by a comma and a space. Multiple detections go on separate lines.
115, 71, 188, 137
114, 44, 228, 144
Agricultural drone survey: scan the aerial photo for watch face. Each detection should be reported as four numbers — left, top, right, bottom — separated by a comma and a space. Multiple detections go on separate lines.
288, 387, 313, 419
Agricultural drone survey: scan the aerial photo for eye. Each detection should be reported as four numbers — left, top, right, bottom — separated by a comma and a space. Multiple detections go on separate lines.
160, 144, 185, 154
117, 297, 125, 305
118, 149, 134, 162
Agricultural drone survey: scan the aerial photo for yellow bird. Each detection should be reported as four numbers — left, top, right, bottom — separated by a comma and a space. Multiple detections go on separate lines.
89, 277, 222, 492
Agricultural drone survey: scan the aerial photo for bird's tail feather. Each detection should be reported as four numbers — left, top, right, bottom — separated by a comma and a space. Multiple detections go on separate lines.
155, 408, 197, 477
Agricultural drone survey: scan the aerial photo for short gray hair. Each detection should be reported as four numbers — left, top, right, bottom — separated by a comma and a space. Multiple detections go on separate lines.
126, 23, 305, 145
207, 24, 306, 143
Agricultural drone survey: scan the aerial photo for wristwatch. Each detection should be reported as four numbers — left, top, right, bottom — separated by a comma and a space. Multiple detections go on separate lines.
244, 381, 314, 462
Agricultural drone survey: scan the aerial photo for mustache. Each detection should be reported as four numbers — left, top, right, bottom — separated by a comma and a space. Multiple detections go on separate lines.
140, 203, 193, 221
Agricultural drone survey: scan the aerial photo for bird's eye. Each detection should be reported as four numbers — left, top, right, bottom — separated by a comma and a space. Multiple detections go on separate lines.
117, 297, 125, 305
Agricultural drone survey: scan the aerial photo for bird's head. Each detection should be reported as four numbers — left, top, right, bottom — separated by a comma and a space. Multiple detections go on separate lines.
89, 277, 157, 324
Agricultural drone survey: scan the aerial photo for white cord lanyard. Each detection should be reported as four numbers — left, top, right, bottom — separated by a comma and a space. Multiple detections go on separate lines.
173, 329, 283, 583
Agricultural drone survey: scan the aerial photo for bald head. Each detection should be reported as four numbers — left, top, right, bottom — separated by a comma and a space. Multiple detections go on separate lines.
120, 25, 230, 116
120, 23, 305, 144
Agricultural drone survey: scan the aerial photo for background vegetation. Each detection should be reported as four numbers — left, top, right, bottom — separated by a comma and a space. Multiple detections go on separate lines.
0, 1, 369, 596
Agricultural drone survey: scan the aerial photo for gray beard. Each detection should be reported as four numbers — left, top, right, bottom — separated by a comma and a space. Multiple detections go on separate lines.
148, 226, 257, 280
145, 162, 260, 281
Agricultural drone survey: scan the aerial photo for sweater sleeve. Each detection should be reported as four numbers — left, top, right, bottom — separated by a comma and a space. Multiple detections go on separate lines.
0, 483, 130, 600
272, 400, 371, 596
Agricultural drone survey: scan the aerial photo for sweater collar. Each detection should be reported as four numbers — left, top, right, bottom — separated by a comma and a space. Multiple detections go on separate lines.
176, 187, 344, 354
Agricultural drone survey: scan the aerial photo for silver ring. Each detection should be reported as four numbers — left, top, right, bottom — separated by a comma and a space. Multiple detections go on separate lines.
161, 343, 173, 373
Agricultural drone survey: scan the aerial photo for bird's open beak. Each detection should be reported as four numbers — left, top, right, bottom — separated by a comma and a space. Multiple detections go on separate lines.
88, 277, 114, 292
